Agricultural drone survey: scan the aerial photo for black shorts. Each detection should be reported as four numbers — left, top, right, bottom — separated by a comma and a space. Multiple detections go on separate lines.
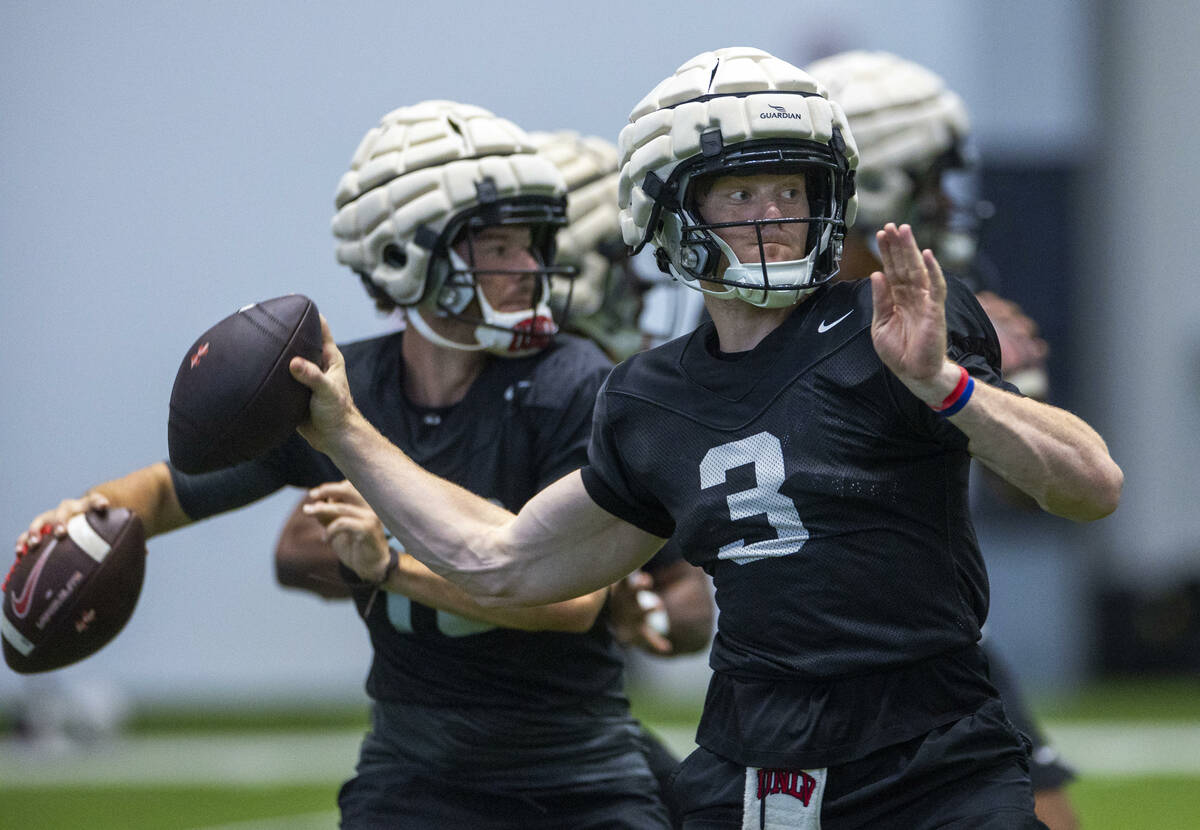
670, 698, 1047, 830
338, 771, 671, 829
338, 701, 671, 829
984, 643, 1077, 791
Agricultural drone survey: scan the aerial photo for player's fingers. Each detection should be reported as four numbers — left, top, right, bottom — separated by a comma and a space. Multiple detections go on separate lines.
923, 248, 947, 304
875, 224, 899, 276
625, 570, 653, 592
869, 271, 891, 323
894, 225, 928, 284
289, 355, 324, 390
325, 516, 371, 540
307, 482, 343, 502
23, 495, 104, 546
301, 499, 352, 525
320, 480, 368, 506
638, 625, 674, 655
318, 315, 338, 370
25, 510, 61, 542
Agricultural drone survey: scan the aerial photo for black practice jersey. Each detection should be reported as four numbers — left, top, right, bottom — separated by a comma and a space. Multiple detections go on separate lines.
582, 277, 1018, 768
171, 331, 627, 714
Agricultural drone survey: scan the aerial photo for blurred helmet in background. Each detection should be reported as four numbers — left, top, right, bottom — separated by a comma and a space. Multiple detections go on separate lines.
806, 50, 991, 277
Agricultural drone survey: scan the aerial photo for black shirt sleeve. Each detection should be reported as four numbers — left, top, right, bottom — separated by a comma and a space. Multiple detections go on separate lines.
169, 457, 288, 521
944, 276, 1018, 395
169, 433, 336, 520
581, 371, 675, 539
523, 339, 613, 490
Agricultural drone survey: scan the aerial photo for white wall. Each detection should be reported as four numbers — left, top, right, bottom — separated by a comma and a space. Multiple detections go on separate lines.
1074, 0, 1200, 589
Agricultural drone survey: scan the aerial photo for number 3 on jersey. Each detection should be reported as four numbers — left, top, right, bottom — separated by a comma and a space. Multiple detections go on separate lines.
700, 431, 808, 565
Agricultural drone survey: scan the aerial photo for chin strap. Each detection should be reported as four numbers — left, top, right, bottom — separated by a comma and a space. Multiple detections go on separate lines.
683, 230, 823, 309
405, 286, 557, 357
405, 306, 487, 352
473, 277, 557, 356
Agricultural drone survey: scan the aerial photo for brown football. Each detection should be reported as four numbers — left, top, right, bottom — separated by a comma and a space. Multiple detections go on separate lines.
167, 294, 321, 474
3, 507, 146, 673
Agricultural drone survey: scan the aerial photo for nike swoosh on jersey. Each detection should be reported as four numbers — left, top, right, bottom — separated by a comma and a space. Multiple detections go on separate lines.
817, 310, 853, 333
11, 538, 56, 619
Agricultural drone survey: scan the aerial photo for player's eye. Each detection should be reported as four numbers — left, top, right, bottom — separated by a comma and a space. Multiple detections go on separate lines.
780, 188, 802, 200
474, 243, 505, 260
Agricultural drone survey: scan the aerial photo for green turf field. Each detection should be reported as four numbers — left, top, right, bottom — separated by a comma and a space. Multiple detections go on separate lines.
2, 677, 1198, 829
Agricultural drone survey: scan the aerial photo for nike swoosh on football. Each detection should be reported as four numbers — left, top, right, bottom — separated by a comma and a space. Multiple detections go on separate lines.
11, 538, 56, 619
817, 311, 853, 333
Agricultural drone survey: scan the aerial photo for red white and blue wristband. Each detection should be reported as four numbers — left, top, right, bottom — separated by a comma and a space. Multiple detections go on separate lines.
931, 365, 975, 416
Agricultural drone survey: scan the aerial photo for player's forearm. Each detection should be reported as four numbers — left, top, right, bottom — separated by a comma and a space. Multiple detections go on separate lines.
946, 377, 1123, 521
319, 409, 599, 605
318, 413, 664, 605
318, 411, 519, 594
90, 463, 191, 538
390, 555, 607, 632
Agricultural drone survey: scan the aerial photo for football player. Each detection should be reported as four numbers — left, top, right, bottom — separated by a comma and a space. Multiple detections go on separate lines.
272, 125, 713, 828
293, 48, 1122, 829
19, 101, 671, 829
805, 49, 1078, 830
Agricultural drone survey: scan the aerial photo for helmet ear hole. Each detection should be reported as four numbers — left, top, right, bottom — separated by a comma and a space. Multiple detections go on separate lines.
382, 244, 407, 269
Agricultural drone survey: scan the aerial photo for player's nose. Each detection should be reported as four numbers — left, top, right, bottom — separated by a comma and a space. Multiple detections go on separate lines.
503, 247, 540, 271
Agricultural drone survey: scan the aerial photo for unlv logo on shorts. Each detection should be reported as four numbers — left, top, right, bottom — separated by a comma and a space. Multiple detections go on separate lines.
757, 769, 817, 805
743, 766, 827, 830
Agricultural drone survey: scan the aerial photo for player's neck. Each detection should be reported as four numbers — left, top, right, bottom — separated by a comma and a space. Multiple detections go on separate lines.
704, 295, 805, 354
401, 323, 487, 409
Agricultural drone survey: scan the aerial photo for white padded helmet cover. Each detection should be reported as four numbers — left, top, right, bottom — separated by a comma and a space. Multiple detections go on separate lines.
617, 47, 859, 251
806, 51, 969, 230
332, 100, 567, 306
529, 130, 621, 316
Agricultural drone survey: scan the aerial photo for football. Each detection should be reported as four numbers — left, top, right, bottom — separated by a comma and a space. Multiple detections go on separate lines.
3, 507, 147, 674
168, 294, 322, 474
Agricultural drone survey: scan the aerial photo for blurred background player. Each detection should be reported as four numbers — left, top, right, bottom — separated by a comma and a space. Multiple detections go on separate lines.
529, 129, 709, 360
805, 49, 1079, 830
276, 126, 715, 829
17, 100, 671, 829
530, 129, 717, 658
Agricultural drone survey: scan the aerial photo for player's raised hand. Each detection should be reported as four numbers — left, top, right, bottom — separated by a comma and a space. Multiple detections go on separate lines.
869, 223, 960, 404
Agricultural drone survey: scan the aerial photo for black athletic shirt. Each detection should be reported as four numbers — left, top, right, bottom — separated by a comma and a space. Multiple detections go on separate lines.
582, 277, 1018, 768
171, 332, 629, 713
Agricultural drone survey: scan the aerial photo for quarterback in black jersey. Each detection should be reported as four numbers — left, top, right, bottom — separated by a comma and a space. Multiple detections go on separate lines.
17, 102, 671, 829
292, 49, 1122, 830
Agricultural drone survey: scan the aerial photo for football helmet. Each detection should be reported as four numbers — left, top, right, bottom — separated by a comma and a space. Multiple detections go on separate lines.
528, 130, 622, 319
332, 100, 573, 355
805, 51, 986, 272
617, 47, 859, 309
